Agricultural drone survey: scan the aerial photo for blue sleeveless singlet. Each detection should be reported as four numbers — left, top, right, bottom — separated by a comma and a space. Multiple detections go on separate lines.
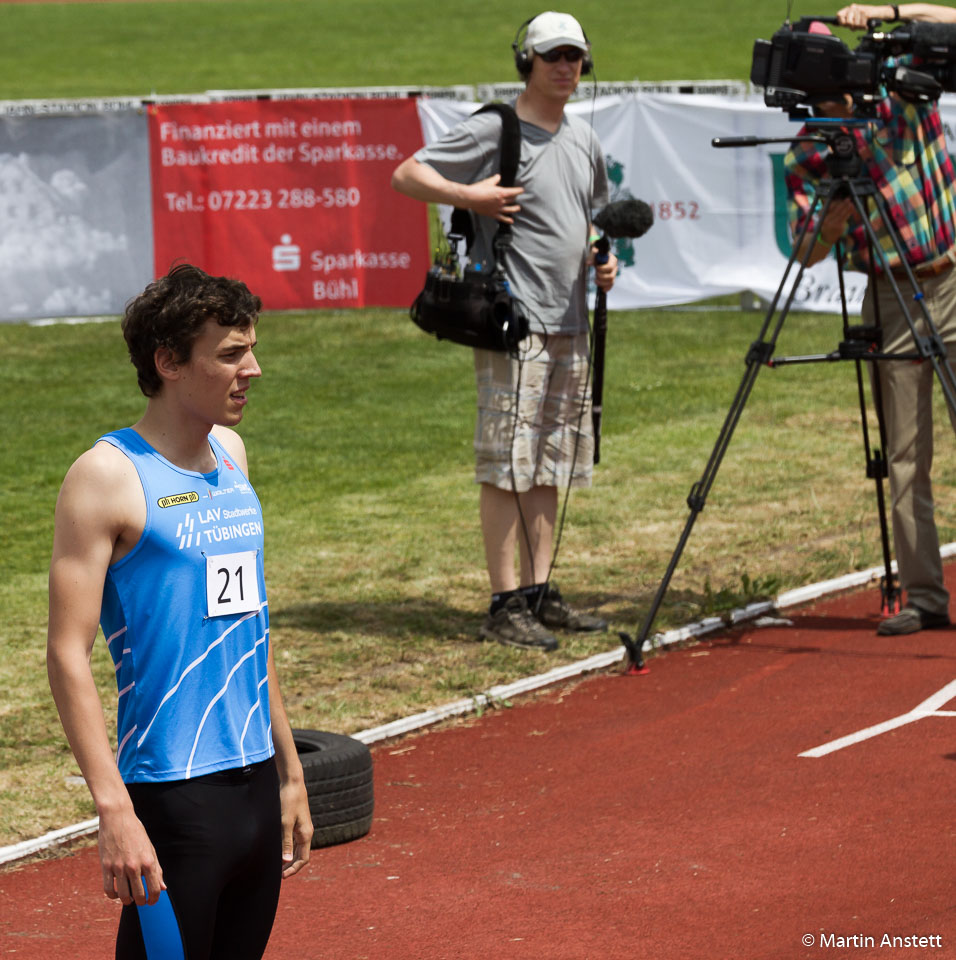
98, 428, 274, 783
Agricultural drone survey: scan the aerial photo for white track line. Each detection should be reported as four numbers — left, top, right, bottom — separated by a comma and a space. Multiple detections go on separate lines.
800, 679, 956, 758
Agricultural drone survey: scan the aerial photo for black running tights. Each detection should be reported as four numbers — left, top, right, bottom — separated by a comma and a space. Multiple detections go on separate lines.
115, 758, 282, 960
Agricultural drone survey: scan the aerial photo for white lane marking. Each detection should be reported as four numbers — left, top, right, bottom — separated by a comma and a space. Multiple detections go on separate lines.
800, 678, 956, 758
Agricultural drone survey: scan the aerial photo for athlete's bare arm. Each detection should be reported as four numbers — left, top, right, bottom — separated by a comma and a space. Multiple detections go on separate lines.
47, 442, 163, 907
267, 650, 313, 878
212, 424, 313, 877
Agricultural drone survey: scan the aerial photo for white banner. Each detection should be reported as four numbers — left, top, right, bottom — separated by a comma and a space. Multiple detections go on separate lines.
418, 92, 956, 315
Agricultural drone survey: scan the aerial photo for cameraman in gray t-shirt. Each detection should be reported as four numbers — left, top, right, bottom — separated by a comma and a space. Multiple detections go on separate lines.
392, 11, 617, 651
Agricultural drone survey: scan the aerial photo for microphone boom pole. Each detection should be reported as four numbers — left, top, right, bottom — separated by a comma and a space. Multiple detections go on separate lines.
590, 198, 654, 465
592, 234, 611, 464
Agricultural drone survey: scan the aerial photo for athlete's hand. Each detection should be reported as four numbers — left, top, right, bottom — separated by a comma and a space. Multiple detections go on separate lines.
463, 174, 524, 223
98, 807, 164, 906
279, 779, 313, 878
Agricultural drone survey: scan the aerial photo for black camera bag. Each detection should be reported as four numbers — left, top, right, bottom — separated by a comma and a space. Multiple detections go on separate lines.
411, 265, 526, 351
410, 103, 528, 353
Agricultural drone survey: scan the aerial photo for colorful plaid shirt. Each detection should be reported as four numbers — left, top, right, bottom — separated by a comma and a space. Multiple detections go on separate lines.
785, 96, 956, 273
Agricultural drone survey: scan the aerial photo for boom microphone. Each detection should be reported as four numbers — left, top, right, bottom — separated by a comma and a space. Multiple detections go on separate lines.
593, 197, 654, 239
589, 198, 652, 467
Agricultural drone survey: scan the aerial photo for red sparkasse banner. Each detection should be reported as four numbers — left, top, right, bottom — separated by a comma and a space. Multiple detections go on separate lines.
147, 98, 429, 310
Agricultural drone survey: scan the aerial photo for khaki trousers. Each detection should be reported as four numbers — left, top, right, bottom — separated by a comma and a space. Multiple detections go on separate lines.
473, 332, 593, 493
863, 267, 956, 615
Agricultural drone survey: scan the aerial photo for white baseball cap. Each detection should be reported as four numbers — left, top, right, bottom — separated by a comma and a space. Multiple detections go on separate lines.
524, 11, 588, 54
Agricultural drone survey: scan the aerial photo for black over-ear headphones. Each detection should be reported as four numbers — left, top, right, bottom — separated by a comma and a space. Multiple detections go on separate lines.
512, 14, 593, 77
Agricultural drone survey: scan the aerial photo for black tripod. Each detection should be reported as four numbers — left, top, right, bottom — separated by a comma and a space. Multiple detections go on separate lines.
621, 120, 956, 673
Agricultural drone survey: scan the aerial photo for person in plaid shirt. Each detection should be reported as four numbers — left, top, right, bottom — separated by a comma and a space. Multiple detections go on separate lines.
786, 4, 956, 635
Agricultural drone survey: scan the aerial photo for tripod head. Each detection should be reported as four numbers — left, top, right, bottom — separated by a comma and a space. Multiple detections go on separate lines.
712, 118, 874, 182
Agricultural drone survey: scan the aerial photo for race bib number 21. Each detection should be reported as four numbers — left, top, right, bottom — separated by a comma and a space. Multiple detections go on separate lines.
205, 550, 261, 618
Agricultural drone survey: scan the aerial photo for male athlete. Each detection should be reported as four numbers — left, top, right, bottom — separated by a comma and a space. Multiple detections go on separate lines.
392, 11, 618, 650
47, 264, 312, 959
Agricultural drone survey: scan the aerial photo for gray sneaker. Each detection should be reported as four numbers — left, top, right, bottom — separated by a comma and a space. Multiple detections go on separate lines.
877, 604, 950, 636
535, 584, 607, 633
479, 595, 559, 651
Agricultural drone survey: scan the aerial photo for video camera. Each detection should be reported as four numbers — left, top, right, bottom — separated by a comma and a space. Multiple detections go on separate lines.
751, 15, 956, 116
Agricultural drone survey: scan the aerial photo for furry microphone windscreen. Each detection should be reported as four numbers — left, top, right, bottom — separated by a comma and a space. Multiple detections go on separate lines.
593, 198, 654, 239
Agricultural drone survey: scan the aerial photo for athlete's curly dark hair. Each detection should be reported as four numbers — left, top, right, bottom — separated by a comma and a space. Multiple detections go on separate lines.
122, 263, 262, 398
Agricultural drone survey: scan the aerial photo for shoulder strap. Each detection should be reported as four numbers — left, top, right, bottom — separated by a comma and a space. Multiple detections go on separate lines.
449, 102, 521, 255
476, 102, 520, 188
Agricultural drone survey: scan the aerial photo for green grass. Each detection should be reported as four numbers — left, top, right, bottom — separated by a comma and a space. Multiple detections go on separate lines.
0, 0, 791, 100
5, 305, 956, 845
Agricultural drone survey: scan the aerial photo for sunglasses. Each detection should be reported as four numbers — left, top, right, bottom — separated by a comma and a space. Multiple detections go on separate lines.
538, 47, 585, 64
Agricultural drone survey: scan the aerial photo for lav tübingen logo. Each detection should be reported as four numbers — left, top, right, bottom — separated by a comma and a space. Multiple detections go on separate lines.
158, 491, 200, 509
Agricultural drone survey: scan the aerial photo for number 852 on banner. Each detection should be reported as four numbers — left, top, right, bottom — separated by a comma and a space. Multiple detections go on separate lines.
647, 199, 701, 221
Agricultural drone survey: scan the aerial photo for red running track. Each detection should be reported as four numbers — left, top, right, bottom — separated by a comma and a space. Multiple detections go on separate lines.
3, 575, 956, 959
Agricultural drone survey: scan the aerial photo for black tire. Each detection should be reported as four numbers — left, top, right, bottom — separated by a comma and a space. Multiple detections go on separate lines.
292, 730, 374, 849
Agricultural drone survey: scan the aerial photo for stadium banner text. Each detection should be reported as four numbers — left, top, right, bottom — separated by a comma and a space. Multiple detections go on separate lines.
148, 98, 429, 310
5, 89, 956, 321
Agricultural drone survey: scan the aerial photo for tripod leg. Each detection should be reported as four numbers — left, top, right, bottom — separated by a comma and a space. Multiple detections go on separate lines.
872, 453, 901, 615
625, 193, 833, 666
858, 359, 901, 615
841, 209, 900, 616
625, 342, 772, 665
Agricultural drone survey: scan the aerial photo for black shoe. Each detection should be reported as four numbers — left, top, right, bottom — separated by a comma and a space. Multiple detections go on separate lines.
877, 604, 950, 636
535, 584, 607, 633
479, 595, 559, 651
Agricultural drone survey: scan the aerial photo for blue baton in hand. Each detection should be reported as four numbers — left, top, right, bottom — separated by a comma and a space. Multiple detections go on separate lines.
137, 880, 186, 960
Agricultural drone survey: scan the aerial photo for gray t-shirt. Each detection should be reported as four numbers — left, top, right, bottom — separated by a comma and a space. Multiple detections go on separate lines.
415, 105, 608, 335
